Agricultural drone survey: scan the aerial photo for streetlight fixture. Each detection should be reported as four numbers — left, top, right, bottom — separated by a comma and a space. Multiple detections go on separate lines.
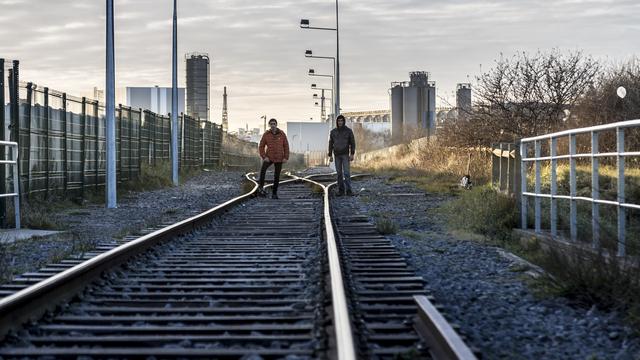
308, 68, 333, 79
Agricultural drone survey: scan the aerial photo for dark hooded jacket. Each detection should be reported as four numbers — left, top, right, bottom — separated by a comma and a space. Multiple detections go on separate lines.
328, 124, 356, 157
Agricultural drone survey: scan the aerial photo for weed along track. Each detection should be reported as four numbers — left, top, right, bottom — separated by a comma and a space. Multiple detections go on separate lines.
0, 173, 474, 359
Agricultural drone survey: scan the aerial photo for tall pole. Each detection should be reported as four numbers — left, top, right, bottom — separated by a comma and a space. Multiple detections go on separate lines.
105, 0, 117, 208
335, 0, 340, 121
171, 0, 179, 185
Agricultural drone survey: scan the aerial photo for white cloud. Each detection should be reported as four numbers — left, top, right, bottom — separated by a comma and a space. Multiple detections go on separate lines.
1, 0, 639, 129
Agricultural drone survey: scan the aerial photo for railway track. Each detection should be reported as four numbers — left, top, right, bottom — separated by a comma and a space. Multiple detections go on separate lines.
0, 172, 475, 359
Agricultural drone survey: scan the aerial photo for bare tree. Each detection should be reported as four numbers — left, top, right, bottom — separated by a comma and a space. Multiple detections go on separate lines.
441, 49, 600, 147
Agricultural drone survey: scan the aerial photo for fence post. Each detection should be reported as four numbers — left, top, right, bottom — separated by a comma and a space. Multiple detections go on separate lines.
128, 108, 133, 180
25, 83, 33, 197
591, 131, 600, 249
94, 101, 99, 193
520, 141, 527, 229
81, 97, 87, 199
138, 108, 142, 177
550, 137, 558, 238
180, 113, 184, 171
151, 112, 156, 166
62, 93, 68, 193
118, 104, 123, 181
10, 145, 20, 230
0, 58, 5, 227
44, 87, 50, 199
513, 141, 522, 206
569, 134, 577, 242
491, 143, 498, 188
534, 140, 542, 234
506, 143, 512, 194
617, 127, 626, 257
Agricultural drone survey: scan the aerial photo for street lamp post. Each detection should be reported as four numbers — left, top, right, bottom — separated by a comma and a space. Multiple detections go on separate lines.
311, 85, 333, 124
105, 0, 117, 208
305, 50, 335, 119
301, 0, 341, 118
171, 0, 179, 185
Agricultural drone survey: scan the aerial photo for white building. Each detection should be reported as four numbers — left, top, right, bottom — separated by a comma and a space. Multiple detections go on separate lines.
126, 86, 185, 116
286, 122, 332, 165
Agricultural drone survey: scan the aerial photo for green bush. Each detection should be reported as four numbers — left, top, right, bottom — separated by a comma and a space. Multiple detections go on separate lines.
441, 186, 517, 240
375, 216, 398, 235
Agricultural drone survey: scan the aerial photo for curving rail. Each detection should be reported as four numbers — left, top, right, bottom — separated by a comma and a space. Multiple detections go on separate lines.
0, 170, 476, 359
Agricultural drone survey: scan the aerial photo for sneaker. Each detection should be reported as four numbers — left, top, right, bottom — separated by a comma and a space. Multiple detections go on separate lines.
272, 193, 279, 199
257, 188, 266, 197
346, 189, 354, 196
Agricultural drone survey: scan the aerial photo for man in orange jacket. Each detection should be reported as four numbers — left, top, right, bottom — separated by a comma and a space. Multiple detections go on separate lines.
258, 118, 289, 199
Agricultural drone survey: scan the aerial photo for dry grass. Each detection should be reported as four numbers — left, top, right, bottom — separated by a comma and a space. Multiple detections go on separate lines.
355, 138, 492, 194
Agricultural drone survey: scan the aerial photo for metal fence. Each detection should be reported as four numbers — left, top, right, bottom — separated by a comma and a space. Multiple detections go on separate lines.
520, 119, 640, 256
16, 82, 224, 198
1, 59, 228, 226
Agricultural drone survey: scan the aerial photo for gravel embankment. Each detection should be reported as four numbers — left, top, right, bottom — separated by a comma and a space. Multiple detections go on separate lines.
1, 170, 247, 283
333, 176, 640, 360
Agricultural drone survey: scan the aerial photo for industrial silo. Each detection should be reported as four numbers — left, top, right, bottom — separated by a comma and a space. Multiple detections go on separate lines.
186, 53, 210, 122
390, 84, 404, 144
456, 83, 472, 120
427, 83, 436, 134
402, 85, 419, 138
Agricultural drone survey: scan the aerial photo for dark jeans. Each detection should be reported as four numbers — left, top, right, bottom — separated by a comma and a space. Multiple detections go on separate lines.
259, 161, 283, 194
335, 154, 352, 193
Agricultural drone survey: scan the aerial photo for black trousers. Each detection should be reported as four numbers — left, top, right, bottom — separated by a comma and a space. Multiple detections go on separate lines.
258, 161, 283, 194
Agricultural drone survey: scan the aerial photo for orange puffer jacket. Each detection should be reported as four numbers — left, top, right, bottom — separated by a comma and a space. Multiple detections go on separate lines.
259, 129, 289, 163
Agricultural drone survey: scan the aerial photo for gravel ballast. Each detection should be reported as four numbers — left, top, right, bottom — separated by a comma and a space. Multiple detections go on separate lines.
333, 175, 639, 360
1, 170, 247, 283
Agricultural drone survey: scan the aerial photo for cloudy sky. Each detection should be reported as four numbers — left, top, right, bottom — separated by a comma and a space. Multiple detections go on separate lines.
1, 0, 639, 130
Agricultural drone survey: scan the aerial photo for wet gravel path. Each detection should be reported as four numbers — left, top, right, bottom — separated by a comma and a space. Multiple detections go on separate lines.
1, 170, 246, 284
334, 175, 640, 360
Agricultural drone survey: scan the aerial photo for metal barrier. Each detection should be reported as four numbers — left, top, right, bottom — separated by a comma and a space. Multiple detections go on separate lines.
0, 141, 21, 229
520, 119, 640, 256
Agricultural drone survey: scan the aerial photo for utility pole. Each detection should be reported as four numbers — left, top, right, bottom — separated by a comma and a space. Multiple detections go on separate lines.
171, 0, 179, 185
105, 0, 117, 208
222, 86, 228, 132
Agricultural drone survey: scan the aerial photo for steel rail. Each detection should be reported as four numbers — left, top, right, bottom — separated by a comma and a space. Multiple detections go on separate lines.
0, 173, 296, 338
414, 295, 478, 360
298, 175, 357, 360
309, 172, 476, 360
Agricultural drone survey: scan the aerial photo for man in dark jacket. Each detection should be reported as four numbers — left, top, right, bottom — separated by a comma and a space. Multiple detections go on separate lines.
328, 115, 356, 196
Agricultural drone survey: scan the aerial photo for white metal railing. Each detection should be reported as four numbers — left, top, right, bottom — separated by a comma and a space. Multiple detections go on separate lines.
0, 141, 20, 229
520, 119, 640, 256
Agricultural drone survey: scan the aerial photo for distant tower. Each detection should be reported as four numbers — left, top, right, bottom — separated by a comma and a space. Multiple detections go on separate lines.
222, 86, 228, 132
456, 83, 472, 120
185, 53, 210, 121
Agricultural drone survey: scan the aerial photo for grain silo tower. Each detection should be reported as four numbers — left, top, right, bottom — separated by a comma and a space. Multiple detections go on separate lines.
390, 83, 404, 144
186, 53, 210, 121
456, 83, 472, 120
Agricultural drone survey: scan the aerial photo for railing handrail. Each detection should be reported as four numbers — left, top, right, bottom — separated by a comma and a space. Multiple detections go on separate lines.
521, 119, 640, 143
0, 141, 20, 229
520, 119, 638, 257
0, 141, 18, 147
